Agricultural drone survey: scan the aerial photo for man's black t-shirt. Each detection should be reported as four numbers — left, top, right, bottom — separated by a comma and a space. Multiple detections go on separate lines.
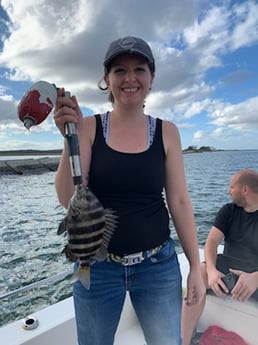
214, 203, 258, 273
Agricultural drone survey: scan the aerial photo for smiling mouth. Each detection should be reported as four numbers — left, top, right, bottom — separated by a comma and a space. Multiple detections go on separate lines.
122, 87, 139, 92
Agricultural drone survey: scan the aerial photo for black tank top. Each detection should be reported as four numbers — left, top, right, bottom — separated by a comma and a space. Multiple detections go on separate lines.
88, 114, 170, 255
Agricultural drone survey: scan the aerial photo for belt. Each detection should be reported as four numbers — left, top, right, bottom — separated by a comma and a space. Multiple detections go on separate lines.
107, 241, 168, 266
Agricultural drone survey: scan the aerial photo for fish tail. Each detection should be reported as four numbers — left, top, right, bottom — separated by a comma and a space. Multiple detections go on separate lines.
70, 266, 91, 290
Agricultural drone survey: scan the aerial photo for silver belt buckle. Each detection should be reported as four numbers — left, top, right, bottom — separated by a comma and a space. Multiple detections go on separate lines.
121, 252, 143, 266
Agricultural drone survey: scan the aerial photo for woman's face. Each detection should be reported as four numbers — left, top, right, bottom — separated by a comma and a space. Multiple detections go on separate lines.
104, 54, 154, 107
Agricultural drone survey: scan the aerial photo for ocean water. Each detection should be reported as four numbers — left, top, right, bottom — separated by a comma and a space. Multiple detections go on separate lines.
0, 150, 258, 327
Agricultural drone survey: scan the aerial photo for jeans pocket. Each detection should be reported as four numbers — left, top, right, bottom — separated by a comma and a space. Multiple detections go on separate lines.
150, 238, 176, 263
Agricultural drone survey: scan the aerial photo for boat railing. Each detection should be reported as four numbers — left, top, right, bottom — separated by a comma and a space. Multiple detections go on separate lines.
0, 269, 73, 300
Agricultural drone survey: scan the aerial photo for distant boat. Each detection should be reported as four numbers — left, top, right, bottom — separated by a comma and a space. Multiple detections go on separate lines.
0, 248, 257, 345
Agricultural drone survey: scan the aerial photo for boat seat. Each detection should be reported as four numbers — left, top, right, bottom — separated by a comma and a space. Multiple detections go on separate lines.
198, 293, 258, 345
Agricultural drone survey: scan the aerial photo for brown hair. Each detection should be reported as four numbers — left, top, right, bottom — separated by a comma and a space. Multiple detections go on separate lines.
97, 73, 114, 103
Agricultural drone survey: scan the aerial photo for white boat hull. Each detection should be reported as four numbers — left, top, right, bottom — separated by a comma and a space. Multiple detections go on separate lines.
1, 249, 257, 345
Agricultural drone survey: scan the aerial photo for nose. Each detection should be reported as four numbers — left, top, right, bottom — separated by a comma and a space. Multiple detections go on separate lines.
124, 70, 136, 82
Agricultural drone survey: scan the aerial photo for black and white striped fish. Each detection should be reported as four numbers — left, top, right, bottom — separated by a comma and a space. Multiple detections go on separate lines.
57, 184, 117, 289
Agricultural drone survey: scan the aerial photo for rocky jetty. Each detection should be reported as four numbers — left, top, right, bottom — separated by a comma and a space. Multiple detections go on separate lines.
0, 157, 60, 175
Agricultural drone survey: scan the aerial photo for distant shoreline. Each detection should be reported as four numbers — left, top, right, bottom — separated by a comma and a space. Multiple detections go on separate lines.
0, 148, 257, 157
0, 149, 62, 156
0, 149, 256, 176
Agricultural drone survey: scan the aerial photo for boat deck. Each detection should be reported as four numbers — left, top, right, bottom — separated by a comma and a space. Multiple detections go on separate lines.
1, 249, 257, 345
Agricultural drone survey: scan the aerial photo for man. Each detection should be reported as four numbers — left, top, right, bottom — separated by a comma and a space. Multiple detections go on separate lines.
181, 169, 258, 345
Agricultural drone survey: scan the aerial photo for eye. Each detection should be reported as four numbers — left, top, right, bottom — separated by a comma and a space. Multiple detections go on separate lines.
86, 195, 92, 201
136, 66, 146, 72
114, 67, 126, 74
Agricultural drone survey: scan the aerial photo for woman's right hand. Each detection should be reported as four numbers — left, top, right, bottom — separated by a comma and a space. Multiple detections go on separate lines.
54, 87, 83, 137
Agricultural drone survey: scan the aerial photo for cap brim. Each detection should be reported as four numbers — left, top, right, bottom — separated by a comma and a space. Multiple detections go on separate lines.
104, 50, 154, 70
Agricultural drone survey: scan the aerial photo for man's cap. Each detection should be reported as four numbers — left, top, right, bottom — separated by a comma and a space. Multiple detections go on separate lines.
104, 36, 155, 72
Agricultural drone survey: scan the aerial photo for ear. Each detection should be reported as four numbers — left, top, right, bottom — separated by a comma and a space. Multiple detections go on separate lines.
104, 74, 110, 87
150, 73, 155, 88
242, 185, 249, 194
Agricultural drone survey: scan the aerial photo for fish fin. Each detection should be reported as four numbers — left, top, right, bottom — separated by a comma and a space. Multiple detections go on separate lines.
94, 244, 108, 262
70, 266, 91, 290
62, 245, 77, 262
105, 209, 119, 223
102, 209, 118, 248
57, 218, 68, 235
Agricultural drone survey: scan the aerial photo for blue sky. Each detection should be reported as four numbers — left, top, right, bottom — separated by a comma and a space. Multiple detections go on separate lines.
0, 0, 258, 151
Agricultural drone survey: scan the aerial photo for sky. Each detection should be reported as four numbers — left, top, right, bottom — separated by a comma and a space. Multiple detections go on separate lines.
0, 0, 258, 151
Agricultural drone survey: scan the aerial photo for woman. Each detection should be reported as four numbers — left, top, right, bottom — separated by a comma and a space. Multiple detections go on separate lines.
54, 36, 205, 345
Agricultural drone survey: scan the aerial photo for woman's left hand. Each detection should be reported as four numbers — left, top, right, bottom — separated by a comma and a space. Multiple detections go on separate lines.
184, 267, 206, 305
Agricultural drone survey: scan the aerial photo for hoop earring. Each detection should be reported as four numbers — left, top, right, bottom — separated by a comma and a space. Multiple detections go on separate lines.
97, 77, 108, 91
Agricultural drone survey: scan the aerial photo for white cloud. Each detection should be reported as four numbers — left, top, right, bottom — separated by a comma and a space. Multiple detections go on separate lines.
0, 95, 18, 121
184, 5, 228, 47
193, 130, 204, 140
230, 1, 258, 50
209, 96, 258, 130
0, 0, 258, 150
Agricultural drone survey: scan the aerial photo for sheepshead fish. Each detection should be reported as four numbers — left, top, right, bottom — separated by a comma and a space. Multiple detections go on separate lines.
57, 184, 117, 289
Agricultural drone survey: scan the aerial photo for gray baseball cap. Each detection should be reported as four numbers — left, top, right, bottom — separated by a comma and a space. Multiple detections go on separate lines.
104, 36, 155, 72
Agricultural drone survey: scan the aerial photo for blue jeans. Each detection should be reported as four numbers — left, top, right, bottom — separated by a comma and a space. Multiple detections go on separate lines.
73, 238, 182, 345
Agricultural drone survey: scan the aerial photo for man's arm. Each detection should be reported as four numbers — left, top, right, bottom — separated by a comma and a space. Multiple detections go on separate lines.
205, 226, 223, 270
204, 226, 229, 296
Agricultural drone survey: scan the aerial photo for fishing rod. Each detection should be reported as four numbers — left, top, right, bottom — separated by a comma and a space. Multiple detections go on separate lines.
10, 82, 83, 301
4, 81, 82, 300
63, 90, 82, 185
18, 81, 82, 185
0, 269, 73, 300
